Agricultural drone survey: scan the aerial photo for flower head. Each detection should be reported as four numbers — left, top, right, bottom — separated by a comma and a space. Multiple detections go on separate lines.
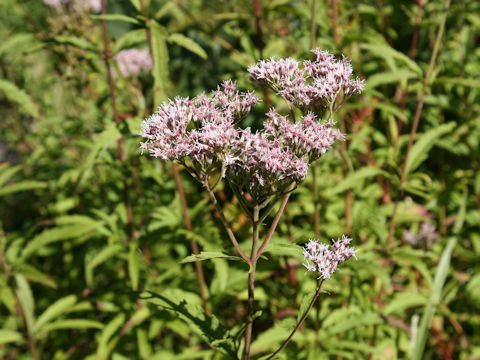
248, 49, 364, 113
114, 48, 153, 77
303, 236, 357, 279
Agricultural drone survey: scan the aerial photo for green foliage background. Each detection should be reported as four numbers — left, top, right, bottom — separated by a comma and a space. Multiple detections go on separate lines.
1, 0, 479, 359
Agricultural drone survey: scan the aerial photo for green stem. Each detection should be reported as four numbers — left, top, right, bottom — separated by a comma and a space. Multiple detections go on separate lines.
266, 279, 325, 359
242, 206, 260, 360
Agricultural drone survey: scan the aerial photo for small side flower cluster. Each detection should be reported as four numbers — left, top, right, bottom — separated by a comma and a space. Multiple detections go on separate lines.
114, 48, 153, 78
403, 222, 439, 249
248, 49, 364, 114
303, 236, 357, 280
43, 0, 101, 13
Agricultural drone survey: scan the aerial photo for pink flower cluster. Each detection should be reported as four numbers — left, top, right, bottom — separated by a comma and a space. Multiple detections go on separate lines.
226, 129, 308, 199
43, 0, 101, 13
303, 236, 357, 279
114, 48, 153, 77
248, 49, 364, 113
265, 110, 344, 163
141, 49, 363, 198
141, 81, 259, 175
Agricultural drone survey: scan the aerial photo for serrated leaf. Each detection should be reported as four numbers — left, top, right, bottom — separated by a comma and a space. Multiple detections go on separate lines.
97, 313, 125, 358
297, 289, 316, 323
16, 264, 58, 289
40, 319, 103, 332
405, 122, 456, 175
22, 221, 102, 261
168, 33, 207, 59
382, 293, 427, 316
85, 244, 124, 287
0, 329, 24, 345
142, 291, 236, 358
0, 79, 39, 117
180, 251, 241, 264
15, 275, 35, 335
150, 22, 169, 106
367, 70, 418, 89
329, 166, 386, 196
128, 244, 140, 291
90, 14, 140, 24
0, 180, 47, 197
53, 36, 96, 51
33, 295, 77, 334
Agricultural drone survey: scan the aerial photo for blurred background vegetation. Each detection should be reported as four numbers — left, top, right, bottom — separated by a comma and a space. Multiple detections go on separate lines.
0, 0, 479, 359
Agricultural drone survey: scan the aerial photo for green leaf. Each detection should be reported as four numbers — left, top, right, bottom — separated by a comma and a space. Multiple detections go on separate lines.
361, 42, 422, 75
411, 191, 465, 360
180, 251, 241, 264
329, 166, 387, 196
90, 14, 140, 24
0, 329, 24, 345
168, 33, 207, 59
113, 29, 147, 53
97, 314, 126, 359
0, 79, 39, 117
297, 289, 316, 323
366, 70, 418, 89
0, 180, 47, 197
128, 244, 140, 291
143, 291, 236, 358
33, 295, 77, 334
53, 36, 96, 51
0, 164, 21, 187
150, 22, 169, 106
22, 220, 102, 260
15, 275, 35, 335
15, 264, 58, 289
85, 244, 124, 288
40, 319, 103, 332
405, 122, 456, 175
261, 241, 303, 261
382, 293, 428, 316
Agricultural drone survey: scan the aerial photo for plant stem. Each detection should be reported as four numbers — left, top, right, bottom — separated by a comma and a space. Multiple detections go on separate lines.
387, 0, 451, 248
310, 0, 321, 239
172, 164, 210, 315
266, 279, 325, 359
243, 206, 260, 360
100, 0, 134, 242
203, 180, 251, 264
332, 0, 340, 45
256, 186, 294, 261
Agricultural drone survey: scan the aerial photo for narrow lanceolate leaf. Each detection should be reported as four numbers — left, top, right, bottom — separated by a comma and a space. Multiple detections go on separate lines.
40, 319, 103, 332
297, 289, 316, 323
0, 181, 47, 197
85, 244, 124, 288
168, 33, 208, 59
329, 166, 387, 196
22, 220, 102, 260
16, 264, 58, 289
179, 251, 241, 264
97, 313, 126, 359
90, 14, 140, 24
405, 122, 456, 175
128, 243, 140, 291
15, 275, 35, 335
143, 291, 236, 358
150, 22, 169, 106
411, 191, 466, 360
53, 36, 96, 51
0, 329, 24, 345
33, 295, 77, 334
0, 79, 39, 117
